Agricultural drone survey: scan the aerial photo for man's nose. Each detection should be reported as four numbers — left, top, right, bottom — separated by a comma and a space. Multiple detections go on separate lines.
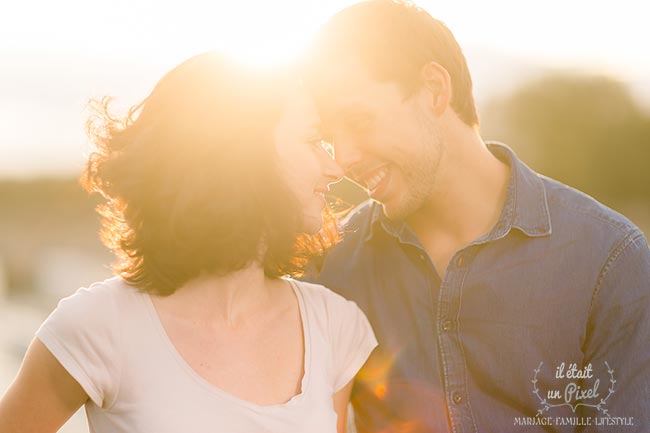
333, 137, 364, 173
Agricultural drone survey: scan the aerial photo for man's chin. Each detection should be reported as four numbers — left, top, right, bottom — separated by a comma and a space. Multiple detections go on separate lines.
379, 194, 421, 222
379, 200, 404, 221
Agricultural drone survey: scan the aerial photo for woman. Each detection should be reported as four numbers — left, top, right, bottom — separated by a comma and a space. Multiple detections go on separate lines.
0, 52, 377, 433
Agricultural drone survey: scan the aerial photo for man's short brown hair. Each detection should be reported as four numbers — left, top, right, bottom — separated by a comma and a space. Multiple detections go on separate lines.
306, 0, 479, 126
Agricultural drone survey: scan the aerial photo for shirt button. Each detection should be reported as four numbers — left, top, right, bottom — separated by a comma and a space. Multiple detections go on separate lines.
452, 391, 464, 405
442, 320, 453, 332
419, 253, 426, 261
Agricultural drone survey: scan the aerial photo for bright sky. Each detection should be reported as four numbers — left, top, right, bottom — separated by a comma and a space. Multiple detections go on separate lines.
1, 0, 649, 177
3, 0, 648, 72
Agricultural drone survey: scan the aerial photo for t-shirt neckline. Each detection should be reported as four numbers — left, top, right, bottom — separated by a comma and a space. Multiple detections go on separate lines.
142, 277, 312, 411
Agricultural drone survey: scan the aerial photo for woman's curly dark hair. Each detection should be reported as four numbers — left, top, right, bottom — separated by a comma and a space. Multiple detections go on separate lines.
81, 52, 339, 295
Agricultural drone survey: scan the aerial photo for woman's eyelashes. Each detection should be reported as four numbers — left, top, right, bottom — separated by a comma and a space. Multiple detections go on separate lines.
307, 138, 335, 158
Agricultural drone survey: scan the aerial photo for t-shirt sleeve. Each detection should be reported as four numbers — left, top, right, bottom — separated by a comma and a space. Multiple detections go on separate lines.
329, 294, 378, 393
35, 280, 122, 408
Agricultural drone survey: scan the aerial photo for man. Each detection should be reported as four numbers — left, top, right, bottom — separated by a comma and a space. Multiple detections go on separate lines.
302, 1, 650, 432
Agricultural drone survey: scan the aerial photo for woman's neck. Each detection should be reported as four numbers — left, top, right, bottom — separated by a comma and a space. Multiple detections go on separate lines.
152, 263, 287, 329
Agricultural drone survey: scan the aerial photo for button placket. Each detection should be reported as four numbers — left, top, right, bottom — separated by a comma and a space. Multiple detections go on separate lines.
436, 253, 478, 432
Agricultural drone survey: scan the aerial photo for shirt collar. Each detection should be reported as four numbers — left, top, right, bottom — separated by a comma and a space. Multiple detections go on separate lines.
364, 141, 552, 243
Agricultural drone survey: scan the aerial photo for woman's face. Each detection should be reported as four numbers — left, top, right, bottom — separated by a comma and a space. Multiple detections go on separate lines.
274, 89, 343, 233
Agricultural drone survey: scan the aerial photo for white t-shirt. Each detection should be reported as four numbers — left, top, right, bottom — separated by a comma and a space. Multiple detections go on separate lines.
35, 276, 377, 433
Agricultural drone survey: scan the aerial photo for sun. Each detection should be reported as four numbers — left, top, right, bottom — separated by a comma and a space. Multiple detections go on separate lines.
221, 34, 307, 68
196, 1, 336, 68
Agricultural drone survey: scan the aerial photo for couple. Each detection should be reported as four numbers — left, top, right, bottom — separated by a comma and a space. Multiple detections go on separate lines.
2, 1, 650, 432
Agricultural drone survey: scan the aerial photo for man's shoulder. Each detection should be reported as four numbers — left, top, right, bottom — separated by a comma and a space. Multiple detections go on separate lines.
541, 175, 642, 241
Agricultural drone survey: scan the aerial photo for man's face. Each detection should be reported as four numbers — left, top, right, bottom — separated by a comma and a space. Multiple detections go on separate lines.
314, 58, 444, 220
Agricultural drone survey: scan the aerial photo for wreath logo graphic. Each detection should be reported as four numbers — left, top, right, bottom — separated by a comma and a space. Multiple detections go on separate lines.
531, 361, 616, 419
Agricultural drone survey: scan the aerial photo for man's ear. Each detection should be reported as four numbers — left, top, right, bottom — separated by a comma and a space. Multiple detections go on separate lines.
420, 62, 452, 117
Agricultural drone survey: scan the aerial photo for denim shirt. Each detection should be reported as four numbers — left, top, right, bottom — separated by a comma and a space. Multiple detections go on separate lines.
306, 143, 650, 433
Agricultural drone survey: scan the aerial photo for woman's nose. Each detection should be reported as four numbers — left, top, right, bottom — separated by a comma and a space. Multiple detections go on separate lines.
322, 151, 344, 183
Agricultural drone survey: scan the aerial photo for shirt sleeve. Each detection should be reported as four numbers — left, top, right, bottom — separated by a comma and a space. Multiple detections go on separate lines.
329, 293, 378, 393
35, 280, 122, 409
578, 230, 650, 431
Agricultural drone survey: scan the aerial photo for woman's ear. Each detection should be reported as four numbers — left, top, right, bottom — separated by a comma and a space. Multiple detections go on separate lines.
420, 62, 452, 117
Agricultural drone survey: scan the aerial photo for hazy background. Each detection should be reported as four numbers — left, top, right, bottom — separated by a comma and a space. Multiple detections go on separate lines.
1, 0, 649, 431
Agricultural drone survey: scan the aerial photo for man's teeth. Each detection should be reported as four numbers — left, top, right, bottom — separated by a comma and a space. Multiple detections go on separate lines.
366, 167, 388, 192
